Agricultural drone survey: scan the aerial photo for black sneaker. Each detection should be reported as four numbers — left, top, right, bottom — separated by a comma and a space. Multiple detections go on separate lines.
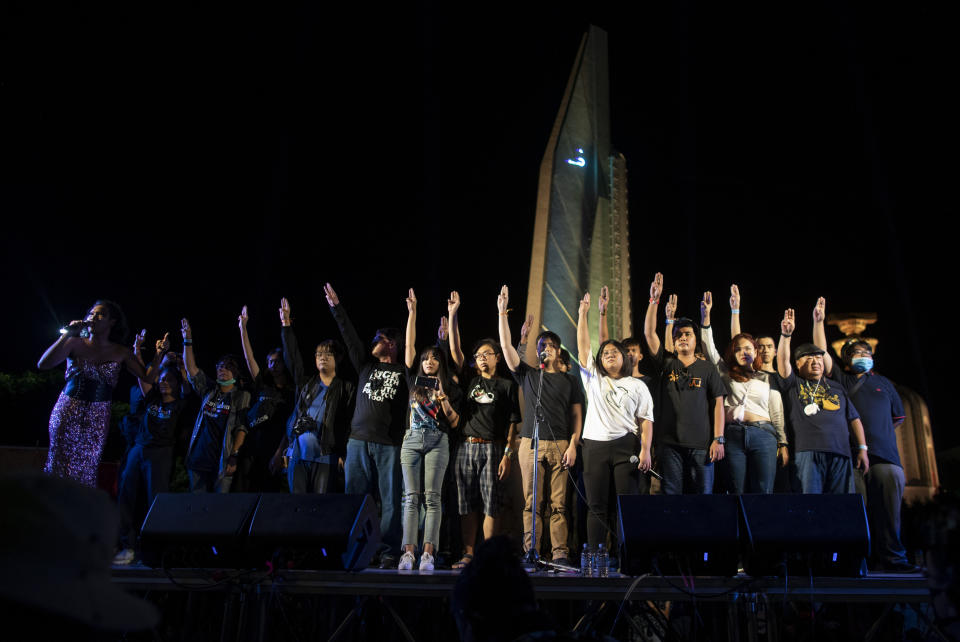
379, 554, 398, 569
551, 557, 572, 567
878, 560, 922, 574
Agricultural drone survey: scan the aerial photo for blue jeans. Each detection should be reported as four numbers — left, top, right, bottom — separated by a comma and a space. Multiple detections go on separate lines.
188, 469, 231, 493
658, 445, 713, 495
400, 429, 450, 551
795, 451, 852, 495
723, 423, 778, 494
118, 444, 172, 548
287, 459, 330, 494
345, 438, 402, 555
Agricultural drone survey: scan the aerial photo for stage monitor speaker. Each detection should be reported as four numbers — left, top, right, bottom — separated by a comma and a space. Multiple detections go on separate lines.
247, 493, 380, 571
618, 494, 740, 577
139, 493, 262, 568
739, 494, 869, 577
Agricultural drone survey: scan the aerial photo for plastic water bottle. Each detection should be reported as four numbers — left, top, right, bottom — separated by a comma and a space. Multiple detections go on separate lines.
580, 543, 593, 576
597, 543, 609, 577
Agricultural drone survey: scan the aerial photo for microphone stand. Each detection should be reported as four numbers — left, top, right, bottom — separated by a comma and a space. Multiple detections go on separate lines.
524, 354, 577, 574
524, 356, 546, 569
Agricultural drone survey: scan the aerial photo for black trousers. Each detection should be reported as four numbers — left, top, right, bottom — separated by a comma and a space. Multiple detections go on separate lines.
582, 433, 647, 548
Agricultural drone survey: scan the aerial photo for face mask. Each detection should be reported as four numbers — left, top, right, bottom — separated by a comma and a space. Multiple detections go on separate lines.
217, 378, 237, 386
850, 357, 873, 374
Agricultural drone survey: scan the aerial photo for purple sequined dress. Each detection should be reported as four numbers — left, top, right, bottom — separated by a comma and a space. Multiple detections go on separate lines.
45, 358, 122, 487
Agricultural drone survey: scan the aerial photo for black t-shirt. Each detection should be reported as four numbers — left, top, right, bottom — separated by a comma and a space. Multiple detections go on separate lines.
781, 373, 860, 457
460, 375, 522, 441
511, 362, 582, 441
349, 361, 408, 446
650, 348, 725, 449
832, 369, 904, 466
245, 375, 294, 459
135, 398, 187, 449
186, 390, 232, 471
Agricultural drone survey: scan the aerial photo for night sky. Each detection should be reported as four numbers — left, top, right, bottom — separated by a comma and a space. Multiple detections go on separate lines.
2, 2, 955, 451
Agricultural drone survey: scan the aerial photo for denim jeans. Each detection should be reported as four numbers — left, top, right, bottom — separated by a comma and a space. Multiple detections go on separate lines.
345, 437, 402, 555
118, 444, 172, 549
722, 423, 778, 494
400, 428, 450, 551
188, 469, 231, 493
795, 450, 852, 495
288, 459, 330, 494
658, 444, 714, 495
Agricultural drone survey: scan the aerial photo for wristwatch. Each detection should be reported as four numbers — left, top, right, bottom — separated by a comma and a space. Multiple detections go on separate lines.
712, 436, 725, 445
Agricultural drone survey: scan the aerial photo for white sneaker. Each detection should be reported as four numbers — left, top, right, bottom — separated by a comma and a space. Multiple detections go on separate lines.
419, 551, 435, 572
113, 548, 135, 565
397, 551, 416, 571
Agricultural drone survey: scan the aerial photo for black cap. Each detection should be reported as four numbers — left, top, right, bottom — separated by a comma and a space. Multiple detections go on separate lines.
793, 343, 825, 361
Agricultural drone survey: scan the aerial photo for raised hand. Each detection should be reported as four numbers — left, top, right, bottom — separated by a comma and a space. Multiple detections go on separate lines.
813, 297, 826, 323
239, 305, 249, 330
664, 294, 678, 321
519, 313, 535, 343
598, 285, 609, 315
447, 291, 460, 316
406, 288, 417, 313
279, 298, 292, 326
781, 309, 795, 336
649, 272, 664, 302
497, 285, 509, 314
323, 283, 339, 307
181, 318, 192, 341
133, 328, 147, 354
579, 292, 591, 317
730, 284, 741, 310
437, 316, 448, 342
156, 332, 170, 355
701, 291, 713, 324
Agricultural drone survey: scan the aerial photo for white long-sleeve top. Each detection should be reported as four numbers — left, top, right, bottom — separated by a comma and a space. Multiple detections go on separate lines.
700, 326, 787, 444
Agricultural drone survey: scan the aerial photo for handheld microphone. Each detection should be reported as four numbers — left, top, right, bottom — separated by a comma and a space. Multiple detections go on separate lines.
629, 455, 663, 480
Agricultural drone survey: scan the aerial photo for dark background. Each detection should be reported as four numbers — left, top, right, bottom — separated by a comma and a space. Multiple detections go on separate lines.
1, 2, 954, 453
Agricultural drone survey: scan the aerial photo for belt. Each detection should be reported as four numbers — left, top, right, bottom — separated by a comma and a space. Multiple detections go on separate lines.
464, 437, 494, 444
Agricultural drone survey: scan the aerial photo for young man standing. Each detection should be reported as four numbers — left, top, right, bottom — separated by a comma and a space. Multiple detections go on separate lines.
498, 285, 582, 566
448, 291, 522, 569
643, 273, 725, 494
325, 283, 407, 568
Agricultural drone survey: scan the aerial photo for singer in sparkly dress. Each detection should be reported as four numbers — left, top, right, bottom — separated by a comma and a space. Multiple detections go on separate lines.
38, 300, 165, 487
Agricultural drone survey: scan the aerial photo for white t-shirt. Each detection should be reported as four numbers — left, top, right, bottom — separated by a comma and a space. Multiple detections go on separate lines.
579, 352, 654, 441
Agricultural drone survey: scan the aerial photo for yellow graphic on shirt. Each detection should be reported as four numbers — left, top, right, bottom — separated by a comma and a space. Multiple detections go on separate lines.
798, 382, 841, 412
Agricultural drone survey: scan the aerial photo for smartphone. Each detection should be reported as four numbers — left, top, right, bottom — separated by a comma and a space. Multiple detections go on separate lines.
415, 376, 439, 389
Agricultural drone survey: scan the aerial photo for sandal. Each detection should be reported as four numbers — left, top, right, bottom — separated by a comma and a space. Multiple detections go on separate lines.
452, 554, 474, 570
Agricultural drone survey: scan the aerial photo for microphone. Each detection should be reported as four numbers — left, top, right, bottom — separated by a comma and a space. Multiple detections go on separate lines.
539, 350, 549, 363
629, 455, 663, 480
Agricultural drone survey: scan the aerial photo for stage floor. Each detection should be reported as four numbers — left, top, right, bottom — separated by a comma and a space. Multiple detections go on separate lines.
112, 563, 929, 603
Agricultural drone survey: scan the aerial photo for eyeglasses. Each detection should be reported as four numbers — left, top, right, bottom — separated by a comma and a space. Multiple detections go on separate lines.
474, 351, 497, 360
851, 349, 872, 357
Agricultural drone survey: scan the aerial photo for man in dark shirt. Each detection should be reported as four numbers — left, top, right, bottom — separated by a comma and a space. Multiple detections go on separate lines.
273, 298, 355, 495
813, 299, 916, 572
777, 306, 868, 495
644, 273, 725, 494
498, 286, 582, 566
324, 283, 407, 567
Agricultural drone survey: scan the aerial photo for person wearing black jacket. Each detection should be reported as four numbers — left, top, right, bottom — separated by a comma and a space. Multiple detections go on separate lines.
324, 283, 408, 567
270, 298, 355, 494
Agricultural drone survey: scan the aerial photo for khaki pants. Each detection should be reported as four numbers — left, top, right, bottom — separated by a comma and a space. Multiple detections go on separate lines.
518, 437, 569, 559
